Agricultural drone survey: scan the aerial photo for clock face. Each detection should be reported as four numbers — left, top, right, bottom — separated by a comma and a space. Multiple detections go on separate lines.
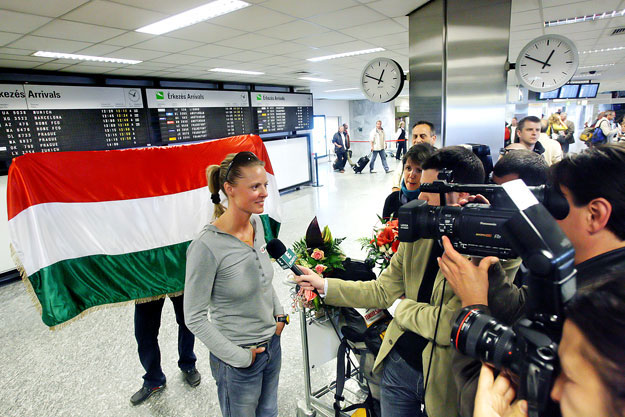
515, 34, 579, 92
360, 58, 404, 102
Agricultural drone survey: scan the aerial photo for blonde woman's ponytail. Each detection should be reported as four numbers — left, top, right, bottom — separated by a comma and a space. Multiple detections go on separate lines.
206, 164, 226, 219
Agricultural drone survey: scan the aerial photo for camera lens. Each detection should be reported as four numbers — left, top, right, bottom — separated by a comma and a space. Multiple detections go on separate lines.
452, 308, 521, 372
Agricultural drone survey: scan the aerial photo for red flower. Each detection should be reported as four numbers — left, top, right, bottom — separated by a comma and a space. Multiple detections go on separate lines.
376, 225, 397, 246
391, 238, 400, 253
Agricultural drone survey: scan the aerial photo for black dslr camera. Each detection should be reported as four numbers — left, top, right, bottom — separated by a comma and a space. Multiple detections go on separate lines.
399, 175, 576, 416
397, 170, 569, 258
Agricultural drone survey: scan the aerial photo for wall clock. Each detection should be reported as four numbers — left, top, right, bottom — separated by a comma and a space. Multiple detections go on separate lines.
515, 34, 579, 92
360, 58, 405, 102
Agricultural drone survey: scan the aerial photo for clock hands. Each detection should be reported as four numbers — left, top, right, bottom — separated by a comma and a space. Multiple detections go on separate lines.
365, 74, 382, 83
378, 69, 385, 85
524, 55, 551, 67
542, 50, 555, 69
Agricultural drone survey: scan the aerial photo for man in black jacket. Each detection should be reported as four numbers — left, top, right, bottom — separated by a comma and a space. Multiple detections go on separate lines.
442, 143, 625, 417
332, 125, 348, 173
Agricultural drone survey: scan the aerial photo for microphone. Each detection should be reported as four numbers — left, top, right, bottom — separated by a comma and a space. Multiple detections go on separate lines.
266, 239, 304, 276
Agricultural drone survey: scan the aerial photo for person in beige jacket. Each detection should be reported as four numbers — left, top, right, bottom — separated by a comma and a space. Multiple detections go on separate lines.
369, 120, 390, 173
296, 147, 519, 417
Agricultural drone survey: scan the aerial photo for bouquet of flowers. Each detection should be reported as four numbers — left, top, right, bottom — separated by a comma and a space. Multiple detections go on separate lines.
290, 217, 346, 311
358, 216, 399, 271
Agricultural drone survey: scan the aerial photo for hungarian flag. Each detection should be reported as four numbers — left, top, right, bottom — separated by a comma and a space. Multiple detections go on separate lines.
8, 134, 281, 328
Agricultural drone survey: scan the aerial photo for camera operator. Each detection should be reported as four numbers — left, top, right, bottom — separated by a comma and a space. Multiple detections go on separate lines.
296, 146, 520, 417
491, 149, 548, 186
441, 143, 625, 417
473, 273, 625, 417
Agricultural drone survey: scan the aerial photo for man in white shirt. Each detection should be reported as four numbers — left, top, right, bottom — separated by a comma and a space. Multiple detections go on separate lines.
369, 120, 389, 174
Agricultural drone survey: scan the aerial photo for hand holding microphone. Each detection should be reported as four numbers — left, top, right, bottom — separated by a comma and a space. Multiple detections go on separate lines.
266, 239, 325, 295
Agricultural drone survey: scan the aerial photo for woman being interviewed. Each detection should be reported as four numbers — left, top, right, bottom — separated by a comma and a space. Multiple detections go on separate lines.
184, 151, 285, 417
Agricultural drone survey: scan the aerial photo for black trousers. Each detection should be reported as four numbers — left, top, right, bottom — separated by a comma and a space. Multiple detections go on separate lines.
396, 140, 407, 160
134, 294, 197, 388
335, 149, 347, 170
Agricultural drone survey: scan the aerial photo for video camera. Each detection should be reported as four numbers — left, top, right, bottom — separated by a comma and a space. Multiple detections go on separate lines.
397, 170, 570, 258
400, 176, 576, 416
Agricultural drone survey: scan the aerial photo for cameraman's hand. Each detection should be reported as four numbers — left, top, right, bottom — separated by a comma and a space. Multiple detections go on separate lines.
294, 266, 325, 295
438, 235, 498, 307
458, 194, 490, 206
474, 364, 528, 417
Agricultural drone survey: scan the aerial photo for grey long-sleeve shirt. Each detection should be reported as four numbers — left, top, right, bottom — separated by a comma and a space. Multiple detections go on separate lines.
184, 214, 284, 368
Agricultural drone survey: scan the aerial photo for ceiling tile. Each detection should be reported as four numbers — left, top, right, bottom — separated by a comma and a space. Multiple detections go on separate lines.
0, 53, 51, 62
62, 0, 167, 30
257, 20, 327, 41
0, 0, 89, 17
0, 47, 36, 56
220, 50, 271, 62
0, 32, 22, 47
309, 6, 387, 29
260, 0, 358, 18
103, 32, 155, 47
165, 22, 245, 43
512, 0, 540, 13
513, 9, 542, 26
340, 19, 406, 39
254, 41, 306, 54
128, 61, 175, 70
32, 20, 125, 43
7, 35, 93, 53
216, 33, 283, 50
105, 67, 156, 76
542, 0, 622, 15
393, 16, 408, 28
74, 44, 123, 56
0, 10, 52, 33
0, 59, 40, 68
367, 32, 408, 48
131, 37, 204, 53
325, 40, 377, 53
60, 64, 118, 73
366, 0, 428, 18
104, 47, 170, 61
33, 62, 74, 71
189, 57, 246, 68
110, 0, 213, 14
209, 6, 294, 32
295, 31, 357, 48
184, 44, 239, 58
254, 55, 296, 66
151, 54, 206, 65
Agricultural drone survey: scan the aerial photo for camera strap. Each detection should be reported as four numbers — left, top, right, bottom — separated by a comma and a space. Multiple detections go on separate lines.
422, 278, 447, 414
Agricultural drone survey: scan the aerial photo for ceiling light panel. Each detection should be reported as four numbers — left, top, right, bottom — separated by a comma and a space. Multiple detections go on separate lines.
545, 9, 625, 27
580, 46, 625, 54
307, 47, 385, 62
136, 0, 250, 35
299, 77, 333, 82
210, 68, 264, 75
324, 87, 359, 92
32, 51, 141, 64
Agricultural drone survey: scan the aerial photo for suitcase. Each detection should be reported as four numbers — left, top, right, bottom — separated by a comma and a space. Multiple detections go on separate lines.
353, 153, 370, 174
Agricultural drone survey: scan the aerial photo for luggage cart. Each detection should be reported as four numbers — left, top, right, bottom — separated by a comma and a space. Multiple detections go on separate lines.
296, 308, 371, 417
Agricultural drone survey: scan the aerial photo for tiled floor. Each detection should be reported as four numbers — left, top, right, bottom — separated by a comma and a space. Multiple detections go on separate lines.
0, 156, 401, 417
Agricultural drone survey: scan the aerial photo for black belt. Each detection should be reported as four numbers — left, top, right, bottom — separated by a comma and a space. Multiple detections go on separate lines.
240, 338, 271, 350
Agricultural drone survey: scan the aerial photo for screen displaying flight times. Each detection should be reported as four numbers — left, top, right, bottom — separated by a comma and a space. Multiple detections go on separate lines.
146, 89, 252, 144
251, 92, 313, 134
0, 84, 149, 160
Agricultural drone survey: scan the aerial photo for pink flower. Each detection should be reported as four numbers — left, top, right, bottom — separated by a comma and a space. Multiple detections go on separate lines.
311, 248, 325, 260
315, 264, 327, 274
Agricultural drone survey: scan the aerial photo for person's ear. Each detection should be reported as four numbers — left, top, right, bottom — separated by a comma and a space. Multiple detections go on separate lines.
223, 181, 234, 198
587, 197, 612, 235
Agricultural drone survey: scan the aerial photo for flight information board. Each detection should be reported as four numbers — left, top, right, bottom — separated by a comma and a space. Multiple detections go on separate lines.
251, 92, 313, 133
146, 89, 251, 143
0, 84, 148, 159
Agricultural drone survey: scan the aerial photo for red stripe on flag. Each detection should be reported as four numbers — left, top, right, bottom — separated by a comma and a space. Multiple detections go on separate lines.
7, 135, 274, 220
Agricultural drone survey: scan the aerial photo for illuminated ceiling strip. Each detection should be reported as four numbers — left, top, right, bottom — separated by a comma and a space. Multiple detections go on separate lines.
299, 77, 332, 82
136, 0, 250, 35
210, 68, 264, 75
580, 46, 625, 54
307, 48, 385, 62
33, 51, 141, 64
544, 9, 625, 27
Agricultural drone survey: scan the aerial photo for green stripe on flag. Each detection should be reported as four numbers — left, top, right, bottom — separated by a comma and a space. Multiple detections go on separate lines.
260, 214, 281, 243
29, 241, 191, 327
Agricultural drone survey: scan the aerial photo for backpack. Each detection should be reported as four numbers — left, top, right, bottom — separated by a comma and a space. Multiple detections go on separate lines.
592, 121, 608, 144
579, 126, 595, 142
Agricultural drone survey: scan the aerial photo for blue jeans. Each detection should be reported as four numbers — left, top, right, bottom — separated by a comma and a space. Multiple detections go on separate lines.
134, 295, 197, 388
210, 333, 282, 417
380, 349, 427, 417
370, 150, 389, 172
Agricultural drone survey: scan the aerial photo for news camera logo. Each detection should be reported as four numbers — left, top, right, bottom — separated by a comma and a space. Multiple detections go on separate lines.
256, 94, 262, 100
156, 91, 164, 100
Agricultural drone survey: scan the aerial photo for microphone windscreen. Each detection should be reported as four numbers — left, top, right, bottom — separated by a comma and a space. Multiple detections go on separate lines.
266, 239, 287, 259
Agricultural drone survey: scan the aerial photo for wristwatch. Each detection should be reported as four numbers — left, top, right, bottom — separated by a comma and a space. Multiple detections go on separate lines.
276, 314, 290, 325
